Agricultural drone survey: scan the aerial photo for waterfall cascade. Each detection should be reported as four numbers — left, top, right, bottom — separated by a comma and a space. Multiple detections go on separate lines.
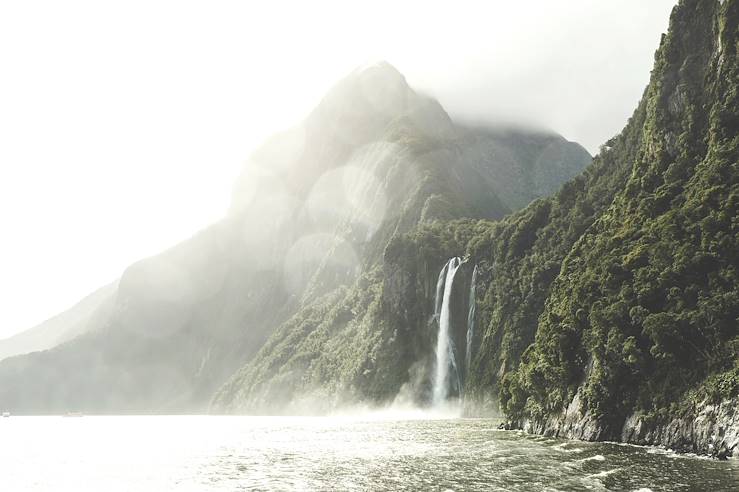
434, 261, 449, 320
432, 258, 478, 407
433, 258, 462, 406
465, 264, 478, 373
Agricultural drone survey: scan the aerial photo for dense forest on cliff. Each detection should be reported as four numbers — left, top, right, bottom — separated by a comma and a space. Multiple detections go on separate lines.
496, 0, 738, 435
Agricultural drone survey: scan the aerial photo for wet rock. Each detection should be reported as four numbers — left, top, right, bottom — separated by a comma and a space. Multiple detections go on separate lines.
619, 397, 739, 459
522, 392, 739, 459
714, 441, 732, 460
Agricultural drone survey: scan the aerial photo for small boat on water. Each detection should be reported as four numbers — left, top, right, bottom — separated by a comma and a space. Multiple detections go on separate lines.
2, 412, 10, 418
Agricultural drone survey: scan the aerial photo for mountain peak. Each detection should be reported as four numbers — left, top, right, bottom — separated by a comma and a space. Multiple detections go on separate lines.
315, 60, 413, 121
352, 60, 407, 84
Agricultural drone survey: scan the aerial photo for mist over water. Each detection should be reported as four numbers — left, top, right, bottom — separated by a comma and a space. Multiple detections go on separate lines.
2, 415, 735, 491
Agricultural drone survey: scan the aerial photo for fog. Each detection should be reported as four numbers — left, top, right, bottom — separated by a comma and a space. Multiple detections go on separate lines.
0, 0, 676, 338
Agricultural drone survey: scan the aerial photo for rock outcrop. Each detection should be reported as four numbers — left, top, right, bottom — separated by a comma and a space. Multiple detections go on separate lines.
511, 392, 739, 459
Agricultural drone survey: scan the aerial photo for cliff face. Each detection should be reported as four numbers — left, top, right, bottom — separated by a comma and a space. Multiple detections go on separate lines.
620, 397, 739, 459
515, 392, 738, 460
484, 0, 738, 457
0, 63, 588, 415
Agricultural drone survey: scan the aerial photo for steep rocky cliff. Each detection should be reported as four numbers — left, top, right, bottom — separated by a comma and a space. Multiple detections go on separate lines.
494, 0, 738, 458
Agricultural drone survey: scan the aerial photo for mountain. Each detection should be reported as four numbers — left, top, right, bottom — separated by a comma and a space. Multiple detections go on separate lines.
215, 0, 738, 459
0, 282, 117, 362
0, 62, 589, 414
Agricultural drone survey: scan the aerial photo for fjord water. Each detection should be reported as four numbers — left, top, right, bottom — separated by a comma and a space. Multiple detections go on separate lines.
1, 416, 736, 491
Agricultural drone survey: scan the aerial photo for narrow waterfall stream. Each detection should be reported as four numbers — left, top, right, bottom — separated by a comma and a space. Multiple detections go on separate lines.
465, 264, 478, 373
432, 257, 462, 406
434, 261, 449, 321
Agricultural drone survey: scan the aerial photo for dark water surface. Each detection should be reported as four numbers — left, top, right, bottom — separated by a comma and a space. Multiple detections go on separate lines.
1, 415, 736, 491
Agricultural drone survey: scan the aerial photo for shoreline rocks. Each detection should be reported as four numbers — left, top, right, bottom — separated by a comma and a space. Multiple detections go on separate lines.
503, 395, 739, 460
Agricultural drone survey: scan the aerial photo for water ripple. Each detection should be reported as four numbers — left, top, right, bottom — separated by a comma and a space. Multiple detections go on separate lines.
0, 416, 737, 491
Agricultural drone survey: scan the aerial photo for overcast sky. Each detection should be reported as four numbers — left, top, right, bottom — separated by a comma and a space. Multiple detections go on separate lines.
0, 0, 677, 339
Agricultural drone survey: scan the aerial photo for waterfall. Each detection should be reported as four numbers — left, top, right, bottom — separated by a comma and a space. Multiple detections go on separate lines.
465, 265, 478, 373
434, 261, 449, 323
432, 257, 462, 406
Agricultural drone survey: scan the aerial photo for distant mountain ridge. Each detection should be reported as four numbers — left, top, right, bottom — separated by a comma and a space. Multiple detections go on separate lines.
0, 282, 117, 362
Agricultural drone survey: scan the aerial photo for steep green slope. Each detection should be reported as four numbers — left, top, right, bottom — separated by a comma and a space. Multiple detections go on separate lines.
499, 0, 738, 444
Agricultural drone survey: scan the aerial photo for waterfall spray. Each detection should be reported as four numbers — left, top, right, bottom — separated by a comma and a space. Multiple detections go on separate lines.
432, 257, 462, 406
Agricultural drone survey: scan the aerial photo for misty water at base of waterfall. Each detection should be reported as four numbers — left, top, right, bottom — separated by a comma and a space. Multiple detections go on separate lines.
1, 415, 736, 491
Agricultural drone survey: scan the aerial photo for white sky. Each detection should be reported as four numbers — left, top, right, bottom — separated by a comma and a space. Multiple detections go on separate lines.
0, 0, 676, 339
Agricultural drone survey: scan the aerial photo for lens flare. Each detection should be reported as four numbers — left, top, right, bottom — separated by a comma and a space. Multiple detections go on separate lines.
282, 233, 359, 297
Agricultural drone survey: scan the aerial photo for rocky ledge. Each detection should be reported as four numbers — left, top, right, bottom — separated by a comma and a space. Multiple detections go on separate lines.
502, 393, 739, 460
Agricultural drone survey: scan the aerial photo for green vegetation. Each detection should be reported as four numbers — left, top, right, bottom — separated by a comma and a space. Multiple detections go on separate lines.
491, 0, 739, 434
